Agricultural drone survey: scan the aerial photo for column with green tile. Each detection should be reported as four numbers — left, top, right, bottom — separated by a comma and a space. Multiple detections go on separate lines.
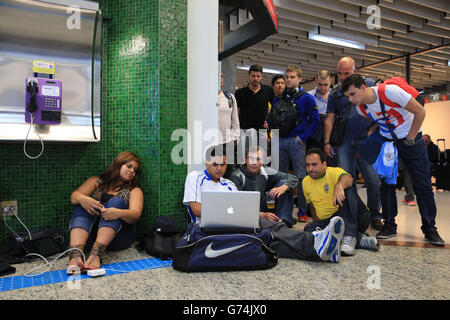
158, 0, 188, 223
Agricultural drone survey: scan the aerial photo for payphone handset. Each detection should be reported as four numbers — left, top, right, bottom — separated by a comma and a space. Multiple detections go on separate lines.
25, 77, 62, 125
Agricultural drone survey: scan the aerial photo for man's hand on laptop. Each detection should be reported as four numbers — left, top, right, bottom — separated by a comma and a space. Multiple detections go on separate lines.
259, 211, 281, 222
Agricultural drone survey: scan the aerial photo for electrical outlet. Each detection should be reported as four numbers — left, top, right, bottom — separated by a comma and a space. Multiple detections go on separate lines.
0, 200, 18, 217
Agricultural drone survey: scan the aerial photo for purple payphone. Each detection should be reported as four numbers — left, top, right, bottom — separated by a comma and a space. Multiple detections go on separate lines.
25, 77, 62, 125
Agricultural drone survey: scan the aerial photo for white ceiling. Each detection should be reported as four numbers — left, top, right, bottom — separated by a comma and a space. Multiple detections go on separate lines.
231, 0, 450, 92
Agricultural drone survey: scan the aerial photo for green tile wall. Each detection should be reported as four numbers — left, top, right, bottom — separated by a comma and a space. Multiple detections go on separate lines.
0, 0, 188, 245
159, 0, 188, 219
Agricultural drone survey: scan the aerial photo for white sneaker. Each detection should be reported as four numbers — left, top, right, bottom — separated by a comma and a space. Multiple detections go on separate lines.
341, 236, 356, 256
312, 216, 345, 262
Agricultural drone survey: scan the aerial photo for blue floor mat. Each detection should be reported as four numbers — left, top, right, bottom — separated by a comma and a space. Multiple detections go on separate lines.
0, 257, 172, 293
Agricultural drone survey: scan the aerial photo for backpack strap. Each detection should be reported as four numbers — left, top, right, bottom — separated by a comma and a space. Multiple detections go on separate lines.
379, 99, 399, 143
378, 83, 403, 109
222, 91, 234, 108
287, 89, 307, 127
290, 89, 306, 102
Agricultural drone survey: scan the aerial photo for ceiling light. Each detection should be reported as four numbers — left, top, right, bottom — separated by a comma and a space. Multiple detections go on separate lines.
236, 65, 284, 74
308, 32, 366, 50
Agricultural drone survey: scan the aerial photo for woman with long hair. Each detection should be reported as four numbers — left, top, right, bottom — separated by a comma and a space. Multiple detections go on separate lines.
67, 151, 144, 274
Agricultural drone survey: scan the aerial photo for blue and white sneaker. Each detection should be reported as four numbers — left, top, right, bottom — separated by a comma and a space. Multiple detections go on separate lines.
312, 216, 345, 263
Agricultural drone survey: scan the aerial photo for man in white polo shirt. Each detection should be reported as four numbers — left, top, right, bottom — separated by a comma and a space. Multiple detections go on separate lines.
183, 145, 238, 224
341, 74, 444, 246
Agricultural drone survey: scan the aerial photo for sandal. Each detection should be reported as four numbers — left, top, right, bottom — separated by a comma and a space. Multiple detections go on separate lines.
84, 242, 107, 270
67, 245, 85, 275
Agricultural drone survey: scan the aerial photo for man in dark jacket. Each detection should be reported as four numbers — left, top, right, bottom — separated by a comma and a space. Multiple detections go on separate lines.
423, 134, 440, 177
230, 146, 299, 227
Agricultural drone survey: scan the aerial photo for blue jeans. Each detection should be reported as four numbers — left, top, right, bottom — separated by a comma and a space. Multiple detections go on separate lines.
279, 136, 307, 211
262, 180, 295, 225
382, 133, 437, 233
69, 197, 137, 251
336, 135, 382, 221
304, 188, 371, 245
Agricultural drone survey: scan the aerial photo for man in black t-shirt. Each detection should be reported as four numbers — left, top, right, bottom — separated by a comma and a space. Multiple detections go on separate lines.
235, 64, 274, 131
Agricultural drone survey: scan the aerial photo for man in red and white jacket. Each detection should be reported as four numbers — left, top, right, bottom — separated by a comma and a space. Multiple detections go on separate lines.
341, 74, 444, 246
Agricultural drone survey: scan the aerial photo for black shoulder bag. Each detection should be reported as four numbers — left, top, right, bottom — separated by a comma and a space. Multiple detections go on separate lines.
330, 103, 352, 146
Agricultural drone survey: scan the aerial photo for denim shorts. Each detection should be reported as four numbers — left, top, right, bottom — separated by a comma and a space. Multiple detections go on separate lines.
70, 197, 128, 234
69, 196, 137, 250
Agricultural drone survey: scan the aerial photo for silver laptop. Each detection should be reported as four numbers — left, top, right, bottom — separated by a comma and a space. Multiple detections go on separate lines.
201, 190, 260, 230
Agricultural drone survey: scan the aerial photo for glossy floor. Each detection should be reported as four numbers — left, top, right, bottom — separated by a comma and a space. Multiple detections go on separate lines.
293, 186, 450, 247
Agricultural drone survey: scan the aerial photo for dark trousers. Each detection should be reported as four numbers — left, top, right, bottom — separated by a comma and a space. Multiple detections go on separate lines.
336, 135, 382, 222
381, 133, 437, 233
304, 187, 371, 245
259, 218, 320, 261
262, 180, 295, 226
397, 158, 415, 201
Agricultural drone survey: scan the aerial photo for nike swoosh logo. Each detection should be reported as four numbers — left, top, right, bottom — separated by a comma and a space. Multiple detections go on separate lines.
204, 242, 251, 258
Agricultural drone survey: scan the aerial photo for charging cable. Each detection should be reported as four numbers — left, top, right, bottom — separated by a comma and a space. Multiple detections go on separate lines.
3, 214, 21, 241
24, 114, 45, 159
24, 248, 86, 277
97, 265, 170, 275
2, 206, 32, 241
24, 248, 168, 277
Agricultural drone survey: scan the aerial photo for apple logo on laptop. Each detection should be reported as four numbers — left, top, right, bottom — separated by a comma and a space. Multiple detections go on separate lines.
227, 206, 234, 215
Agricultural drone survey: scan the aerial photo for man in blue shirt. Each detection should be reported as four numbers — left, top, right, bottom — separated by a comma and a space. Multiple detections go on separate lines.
307, 70, 337, 167
266, 65, 320, 220
323, 57, 383, 231
308, 70, 330, 117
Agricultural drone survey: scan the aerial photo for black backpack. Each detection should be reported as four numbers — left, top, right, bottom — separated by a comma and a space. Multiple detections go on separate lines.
268, 90, 306, 137
138, 216, 182, 260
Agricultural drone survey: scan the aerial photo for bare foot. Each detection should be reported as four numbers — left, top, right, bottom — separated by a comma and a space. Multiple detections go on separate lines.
67, 256, 84, 274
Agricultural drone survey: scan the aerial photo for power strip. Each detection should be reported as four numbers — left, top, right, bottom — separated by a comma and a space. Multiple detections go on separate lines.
87, 268, 106, 277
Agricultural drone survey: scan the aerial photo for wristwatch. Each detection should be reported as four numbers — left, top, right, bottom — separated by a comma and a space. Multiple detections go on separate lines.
404, 138, 415, 145
324, 142, 330, 145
